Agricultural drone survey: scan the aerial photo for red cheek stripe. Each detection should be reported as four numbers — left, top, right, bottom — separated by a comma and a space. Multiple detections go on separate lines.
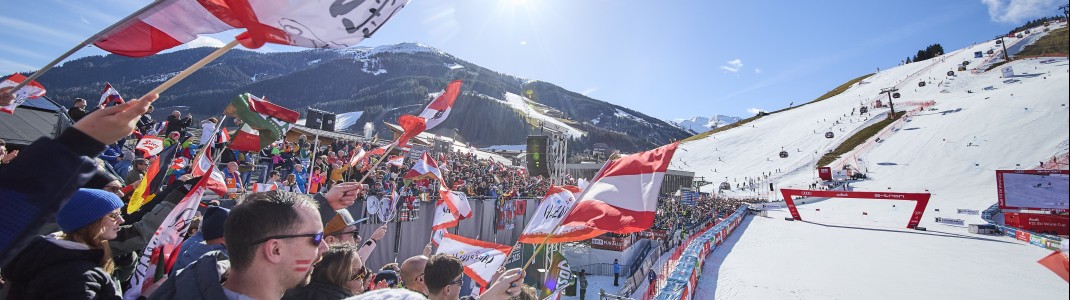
294, 259, 313, 272
294, 267, 310, 272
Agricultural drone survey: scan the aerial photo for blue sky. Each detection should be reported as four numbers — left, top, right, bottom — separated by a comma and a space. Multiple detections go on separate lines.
1, 0, 1064, 121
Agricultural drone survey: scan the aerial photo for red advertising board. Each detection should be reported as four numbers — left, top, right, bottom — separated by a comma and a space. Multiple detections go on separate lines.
995, 169, 1069, 212
1004, 212, 1069, 235
1015, 230, 1031, 242
818, 167, 832, 181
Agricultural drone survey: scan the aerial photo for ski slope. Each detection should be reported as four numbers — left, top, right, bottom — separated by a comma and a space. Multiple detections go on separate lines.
501, 92, 585, 138
674, 23, 1069, 299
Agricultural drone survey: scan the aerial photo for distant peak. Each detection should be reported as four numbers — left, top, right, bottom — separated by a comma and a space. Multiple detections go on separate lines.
333, 42, 446, 57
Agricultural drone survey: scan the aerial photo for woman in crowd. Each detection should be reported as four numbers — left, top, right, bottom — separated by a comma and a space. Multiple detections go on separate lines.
283, 243, 368, 299
199, 117, 217, 145
2, 189, 127, 299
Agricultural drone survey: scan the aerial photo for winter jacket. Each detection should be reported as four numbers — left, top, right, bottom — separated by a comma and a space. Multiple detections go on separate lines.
199, 121, 216, 146
171, 233, 226, 275
0, 128, 105, 266
281, 281, 353, 300
147, 251, 229, 300
2, 236, 122, 299
164, 115, 193, 136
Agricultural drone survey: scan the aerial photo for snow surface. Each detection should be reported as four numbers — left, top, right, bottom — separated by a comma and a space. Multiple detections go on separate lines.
614, 108, 651, 126
335, 111, 363, 131
673, 23, 1069, 299
501, 92, 585, 138
481, 144, 526, 152
672, 115, 742, 133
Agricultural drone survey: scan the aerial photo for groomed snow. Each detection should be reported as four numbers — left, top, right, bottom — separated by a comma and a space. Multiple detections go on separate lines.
675, 22, 1069, 299
501, 92, 585, 138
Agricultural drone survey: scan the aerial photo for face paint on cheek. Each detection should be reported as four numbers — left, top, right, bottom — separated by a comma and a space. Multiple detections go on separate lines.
293, 259, 313, 273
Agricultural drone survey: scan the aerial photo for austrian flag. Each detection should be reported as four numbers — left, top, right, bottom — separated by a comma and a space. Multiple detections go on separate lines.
404, 152, 444, 184
435, 233, 512, 288
560, 142, 679, 237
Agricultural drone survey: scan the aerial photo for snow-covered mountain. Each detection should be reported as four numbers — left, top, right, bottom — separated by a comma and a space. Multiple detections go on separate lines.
671, 115, 742, 133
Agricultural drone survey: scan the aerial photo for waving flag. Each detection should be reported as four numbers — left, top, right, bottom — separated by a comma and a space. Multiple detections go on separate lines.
387, 155, 405, 167
252, 182, 277, 192
1038, 249, 1069, 282
127, 156, 161, 214
404, 152, 444, 183
97, 83, 125, 108
432, 199, 460, 230
124, 167, 213, 299
396, 114, 426, 147
217, 127, 231, 144
435, 233, 512, 288
191, 147, 227, 196
439, 185, 473, 220
224, 94, 298, 150
1, 73, 47, 114
518, 186, 598, 244
228, 124, 263, 152
559, 143, 679, 238
418, 80, 463, 130
95, 0, 409, 57
135, 136, 165, 157
348, 146, 368, 168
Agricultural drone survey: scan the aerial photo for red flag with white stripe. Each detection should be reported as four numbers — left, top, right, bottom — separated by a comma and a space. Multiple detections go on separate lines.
348, 145, 367, 168
432, 199, 460, 230
217, 127, 231, 144
94, 0, 241, 57
252, 182, 278, 192
559, 142, 679, 239
190, 147, 227, 196
396, 114, 426, 147
418, 80, 462, 130
438, 185, 472, 220
97, 83, 125, 108
435, 233, 512, 288
1, 73, 47, 114
404, 152, 444, 183
386, 155, 405, 167
518, 185, 599, 244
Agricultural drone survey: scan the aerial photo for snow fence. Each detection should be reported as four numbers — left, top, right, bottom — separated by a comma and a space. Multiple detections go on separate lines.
652, 205, 748, 300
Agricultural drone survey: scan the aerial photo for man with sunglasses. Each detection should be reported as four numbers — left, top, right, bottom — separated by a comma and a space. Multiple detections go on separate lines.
150, 191, 329, 300
322, 209, 389, 262
423, 254, 526, 300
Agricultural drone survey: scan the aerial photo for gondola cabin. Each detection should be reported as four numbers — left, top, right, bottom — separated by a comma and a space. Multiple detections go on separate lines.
825, 132, 834, 139
779, 151, 789, 158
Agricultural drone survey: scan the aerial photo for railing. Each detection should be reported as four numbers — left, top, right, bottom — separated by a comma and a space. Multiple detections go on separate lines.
650, 205, 749, 300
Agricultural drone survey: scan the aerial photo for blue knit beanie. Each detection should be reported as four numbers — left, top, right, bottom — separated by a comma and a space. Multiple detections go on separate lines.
201, 206, 230, 240
57, 189, 124, 233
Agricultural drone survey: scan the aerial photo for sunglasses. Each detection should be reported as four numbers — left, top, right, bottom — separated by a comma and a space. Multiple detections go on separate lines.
334, 230, 360, 240
250, 232, 323, 247
449, 276, 464, 286
351, 266, 371, 281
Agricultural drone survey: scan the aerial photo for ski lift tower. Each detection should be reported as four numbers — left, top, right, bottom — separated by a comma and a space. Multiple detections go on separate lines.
541, 126, 568, 185
879, 87, 899, 119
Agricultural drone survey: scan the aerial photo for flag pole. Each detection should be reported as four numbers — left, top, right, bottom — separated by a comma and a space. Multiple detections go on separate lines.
521, 223, 563, 270
355, 141, 398, 184
142, 40, 240, 98
6, 0, 167, 92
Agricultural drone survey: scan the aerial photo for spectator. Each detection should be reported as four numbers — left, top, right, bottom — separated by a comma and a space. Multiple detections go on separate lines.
68, 97, 88, 122
613, 259, 620, 286
172, 206, 229, 273
282, 243, 367, 300
198, 117, 217, 146
0, 90, 158, 266
0, 138, 17, 171
400, 255, 429, 297
164, 110, 193, 136
424, 254, 525, 300
137, 105, 156, 135
149, 191, 329, 299
372, 269, 400, 290
125, 158, 149, 185
2, 189, 126, 299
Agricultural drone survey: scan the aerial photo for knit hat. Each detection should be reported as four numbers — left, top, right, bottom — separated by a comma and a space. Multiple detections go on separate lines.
201, 206, 230, 240
324, 209, 358, 236
57, 189, 124, 233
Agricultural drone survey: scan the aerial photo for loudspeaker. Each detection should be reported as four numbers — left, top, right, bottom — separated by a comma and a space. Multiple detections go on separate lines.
305, 109, 323, 129
321, 113, 336, 132
526, 136, 549, 177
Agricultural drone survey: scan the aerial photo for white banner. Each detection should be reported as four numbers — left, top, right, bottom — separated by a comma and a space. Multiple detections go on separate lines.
957, 209, 980, 215
935, 217, 965, 226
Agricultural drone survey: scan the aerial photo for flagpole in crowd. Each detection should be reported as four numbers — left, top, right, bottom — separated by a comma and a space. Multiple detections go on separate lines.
6, 1, 167, 93
520, 224, 564, 270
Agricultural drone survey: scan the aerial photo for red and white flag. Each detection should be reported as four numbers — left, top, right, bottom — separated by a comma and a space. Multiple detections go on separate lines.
1037, 250, 1069, 282
386, 155, 405, 167
559, 142, 679, 239
348, 145, 367, 168
404, 152, 444, 183
96, 0, 410, 57
396, 114, 426, 147
368, 143, 390, 156
191, 147, 227, 196
124, 166, 213, 299
1, 73, 47, 114
432, 199, 460, 230
418, 80, 462, 130
252, 182, 278, 192
97, 83, 125, 108
518, 186, 598, 244
228, 124, 263, 152
434, 233, 512, 288
135, 136, 165, 157
439, 185, 473, 220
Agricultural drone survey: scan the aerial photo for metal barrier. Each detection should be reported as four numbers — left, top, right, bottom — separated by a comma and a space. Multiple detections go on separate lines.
652, 205, 749, 300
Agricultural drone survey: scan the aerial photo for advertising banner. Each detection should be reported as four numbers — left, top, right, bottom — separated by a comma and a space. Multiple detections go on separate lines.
1016, 230, 1031, 242
1001, 65, 1014, 78
957, 209, 980, 215
934, 217, 965, 226
818, 167, 832, 181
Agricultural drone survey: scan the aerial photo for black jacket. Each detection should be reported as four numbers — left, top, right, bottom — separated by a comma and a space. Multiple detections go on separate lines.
68, 107, 88, 122
2, 236, 122, 299
147, 251, 229, 300
281, 281, 353, 300
163, 115, 192, 136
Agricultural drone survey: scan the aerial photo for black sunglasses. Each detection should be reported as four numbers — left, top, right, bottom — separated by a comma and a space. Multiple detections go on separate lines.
335, 230, 360, 240
449, 276, 464, 286
251, 232, 323, 247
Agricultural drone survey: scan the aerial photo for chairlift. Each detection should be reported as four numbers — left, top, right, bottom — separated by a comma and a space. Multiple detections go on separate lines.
947, 70, 955, 76
859, 106, 868, 114
719, 182, 731, 190
918, 81, 926, 87
962, 61, 970, 66
825, 132, 835, 139
892, 92, 901, 99
995, 39, 1002, 44
986, 49, 994, 55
